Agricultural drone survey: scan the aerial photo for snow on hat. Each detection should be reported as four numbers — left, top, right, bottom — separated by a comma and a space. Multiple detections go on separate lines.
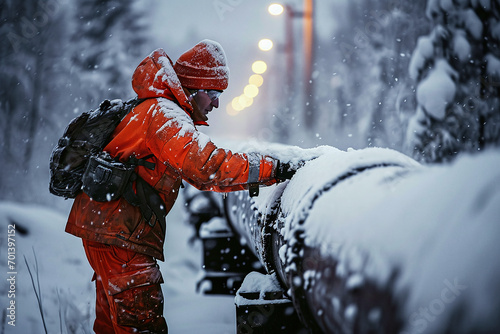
174, 39, 229, 91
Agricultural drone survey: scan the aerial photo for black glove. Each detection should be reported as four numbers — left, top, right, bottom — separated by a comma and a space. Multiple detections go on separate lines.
275, 161, 297, 181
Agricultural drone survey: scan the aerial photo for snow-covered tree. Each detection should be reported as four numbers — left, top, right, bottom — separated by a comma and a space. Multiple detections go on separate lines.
0, 0, 72, 201
0, 0, 149, 204
367, 1, 429, 150
311, 0, 428, 150
407, 0, 500, 162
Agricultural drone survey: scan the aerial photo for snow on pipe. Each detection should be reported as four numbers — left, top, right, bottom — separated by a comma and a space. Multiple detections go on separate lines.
224, 147, 500, 333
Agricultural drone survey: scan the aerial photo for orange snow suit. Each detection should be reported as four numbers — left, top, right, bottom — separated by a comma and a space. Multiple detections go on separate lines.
65, 49, 277, 333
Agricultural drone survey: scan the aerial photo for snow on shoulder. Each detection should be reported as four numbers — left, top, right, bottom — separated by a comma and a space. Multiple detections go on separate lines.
155, 98, 211, 151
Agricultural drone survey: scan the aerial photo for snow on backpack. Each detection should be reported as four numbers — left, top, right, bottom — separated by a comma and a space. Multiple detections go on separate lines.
49, 97, 167, 230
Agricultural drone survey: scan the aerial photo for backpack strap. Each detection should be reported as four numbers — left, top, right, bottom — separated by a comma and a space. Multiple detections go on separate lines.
128, 154, 156, 171
112, 98, 167, 230
122, 154, 166, 232
121, 97, 146, 118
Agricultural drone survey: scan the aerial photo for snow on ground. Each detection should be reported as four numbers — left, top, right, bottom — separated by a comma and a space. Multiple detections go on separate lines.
161, 201, 236, 334
0, 199, 235, 334
0, 202, 95, 334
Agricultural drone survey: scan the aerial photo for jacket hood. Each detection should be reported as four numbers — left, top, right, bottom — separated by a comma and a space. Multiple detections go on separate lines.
132, 49, 193, 114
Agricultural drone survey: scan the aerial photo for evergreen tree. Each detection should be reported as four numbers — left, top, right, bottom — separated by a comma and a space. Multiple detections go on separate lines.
407, 0, 500, 162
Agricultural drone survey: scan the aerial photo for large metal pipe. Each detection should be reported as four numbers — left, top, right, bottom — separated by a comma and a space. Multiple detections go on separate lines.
225, 147, 500, 333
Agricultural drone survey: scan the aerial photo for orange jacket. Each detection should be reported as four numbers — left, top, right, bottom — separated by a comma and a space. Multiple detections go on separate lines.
66, 49, 277, 260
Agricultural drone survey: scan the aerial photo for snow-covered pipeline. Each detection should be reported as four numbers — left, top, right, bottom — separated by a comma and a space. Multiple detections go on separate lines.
224, 146, 500, 334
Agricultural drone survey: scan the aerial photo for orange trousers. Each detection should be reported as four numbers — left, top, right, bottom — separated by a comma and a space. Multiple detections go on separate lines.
83, 240, 168, 333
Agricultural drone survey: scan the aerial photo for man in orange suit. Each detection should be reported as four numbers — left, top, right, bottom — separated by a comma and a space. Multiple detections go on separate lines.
66, 40, 295, 333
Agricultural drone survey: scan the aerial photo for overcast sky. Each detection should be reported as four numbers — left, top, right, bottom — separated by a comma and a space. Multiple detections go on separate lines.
143, 0, 343, 140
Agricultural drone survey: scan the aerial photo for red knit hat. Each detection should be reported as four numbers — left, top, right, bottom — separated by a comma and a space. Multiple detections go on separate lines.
174, 39, 229, 91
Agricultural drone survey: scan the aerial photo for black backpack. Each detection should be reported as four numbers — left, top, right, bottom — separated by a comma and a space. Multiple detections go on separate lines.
49, 97, 167, 230
49, 98, 143, 198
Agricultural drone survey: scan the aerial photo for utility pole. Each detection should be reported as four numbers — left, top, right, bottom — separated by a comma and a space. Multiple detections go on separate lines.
269, 1, 316, 132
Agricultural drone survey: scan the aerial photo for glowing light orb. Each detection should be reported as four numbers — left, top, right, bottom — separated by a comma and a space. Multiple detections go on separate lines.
244, 84, 259, 98
258, 39, 273, 51
226, 103, 240, 116
249, 74, 264, 87
238, 95, 253, 108
231, 97, 244, 111
252, 61, 267, 74
268, 3, 284, 16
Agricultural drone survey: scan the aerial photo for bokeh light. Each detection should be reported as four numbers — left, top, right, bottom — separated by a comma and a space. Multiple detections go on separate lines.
268, 3, 284, 16
249, 74, 264, 87
226, 103, 239, 116
231, 97, 244, 112
252, 60, 267, 74
238, 95, 253, 108
244, 84, 259, 98
258, 39, 273, 51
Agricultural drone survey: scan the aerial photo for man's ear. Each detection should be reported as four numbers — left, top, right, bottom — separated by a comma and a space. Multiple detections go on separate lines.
183, 87, 203, 118
190, 96, 200, 113
183, 87, 197, 110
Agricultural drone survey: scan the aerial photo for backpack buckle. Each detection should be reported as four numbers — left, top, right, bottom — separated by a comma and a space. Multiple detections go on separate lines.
93, 164, 112, 184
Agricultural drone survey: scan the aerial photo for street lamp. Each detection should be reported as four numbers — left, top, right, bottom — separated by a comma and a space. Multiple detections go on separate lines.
252, 60, 267, 74
244, 84, 259, 98
268, 3, 284, 16
249, 74, 264, 87
267, 2, 295, 137
267, 3, 295, 84
267, 1, 316, 130
226, 61, 268, 116
258, 38, 274, 52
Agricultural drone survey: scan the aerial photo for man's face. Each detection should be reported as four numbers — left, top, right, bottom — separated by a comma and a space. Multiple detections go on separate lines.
192, 90, 222, 122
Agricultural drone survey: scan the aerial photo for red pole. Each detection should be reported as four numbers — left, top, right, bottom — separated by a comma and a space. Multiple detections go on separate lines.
303, 0, 315, 129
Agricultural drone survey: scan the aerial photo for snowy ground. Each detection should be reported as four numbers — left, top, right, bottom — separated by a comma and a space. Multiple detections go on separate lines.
0, 199, 235, 334
161, 202, 236, 334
